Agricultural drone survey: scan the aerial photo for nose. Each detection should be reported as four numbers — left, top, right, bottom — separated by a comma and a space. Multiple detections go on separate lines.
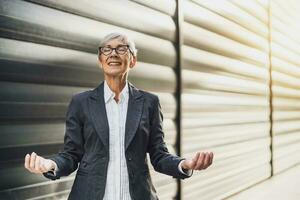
109, 50, 120, 60
111, 48, 118, 56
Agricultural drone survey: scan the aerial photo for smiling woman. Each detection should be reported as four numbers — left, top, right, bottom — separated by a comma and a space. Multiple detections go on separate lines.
23, 32, 213, 200
1, 0, 298, 199
0, 0, 188, 199
97, 33, 137, 89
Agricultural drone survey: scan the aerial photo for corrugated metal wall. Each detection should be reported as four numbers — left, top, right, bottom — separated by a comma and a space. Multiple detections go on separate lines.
271, 0, 300, 174
1, 0, 300, 200
181, 0, 271, 199
0, 0, 178, 199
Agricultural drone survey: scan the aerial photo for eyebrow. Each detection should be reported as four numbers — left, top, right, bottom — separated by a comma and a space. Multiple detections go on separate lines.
104, 44, 127, 47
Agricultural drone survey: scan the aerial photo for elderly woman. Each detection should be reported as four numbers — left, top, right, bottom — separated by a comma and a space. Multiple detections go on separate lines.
24, 32, 213, 200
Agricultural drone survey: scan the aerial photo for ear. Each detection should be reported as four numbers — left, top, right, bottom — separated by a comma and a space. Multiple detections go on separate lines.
130, 55, 137, 69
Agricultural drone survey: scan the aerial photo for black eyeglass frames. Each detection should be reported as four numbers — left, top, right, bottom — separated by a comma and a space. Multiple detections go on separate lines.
98, 45, 133, 56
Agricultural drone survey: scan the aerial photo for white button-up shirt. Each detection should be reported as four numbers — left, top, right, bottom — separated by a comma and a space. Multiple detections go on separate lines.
103, 80, 131, 200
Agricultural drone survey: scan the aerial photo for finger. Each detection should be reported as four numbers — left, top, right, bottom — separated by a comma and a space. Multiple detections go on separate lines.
209, 152, 214, 165
35, 156, 41, 173
24, 154, 33, 172
202, 152, 211, 169
195, 152, 205, 170
29, 152, 36, 170
34, 156, 39, 171
199, 152, 208, 169
24, 154, 29, 169
193, 152, 200, 162
30, 152, 39, 173
189, 152, 201, 169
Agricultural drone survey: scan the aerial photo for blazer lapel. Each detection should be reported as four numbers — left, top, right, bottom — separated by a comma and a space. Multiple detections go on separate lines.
88, 81, 109, 151
125, 82, 144, 151
88, 81, 144, 152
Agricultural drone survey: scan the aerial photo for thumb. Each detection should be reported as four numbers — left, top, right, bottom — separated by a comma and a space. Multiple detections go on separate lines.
183, 152, 200, 170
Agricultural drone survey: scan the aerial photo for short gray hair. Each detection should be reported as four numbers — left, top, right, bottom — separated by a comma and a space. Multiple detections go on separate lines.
98, 32, 138, 57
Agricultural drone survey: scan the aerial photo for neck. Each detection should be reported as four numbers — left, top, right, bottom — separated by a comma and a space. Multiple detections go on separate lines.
104, 75, 127, 102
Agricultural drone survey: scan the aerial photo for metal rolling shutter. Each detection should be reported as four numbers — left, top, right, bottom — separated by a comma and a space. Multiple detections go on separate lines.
181, 1, 271, 199
0, 0, 178, 199
271, 0, 300, 174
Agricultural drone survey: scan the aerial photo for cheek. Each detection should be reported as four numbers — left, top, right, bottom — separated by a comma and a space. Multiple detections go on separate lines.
99, 55, 104, 61
123, 60, 130, 67
98, 61, 103, 68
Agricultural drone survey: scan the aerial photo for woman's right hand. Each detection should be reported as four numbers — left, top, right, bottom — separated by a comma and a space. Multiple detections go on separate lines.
24, 152, 57, 174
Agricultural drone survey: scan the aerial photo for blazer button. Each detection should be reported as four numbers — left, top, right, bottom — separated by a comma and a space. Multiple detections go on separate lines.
82, 162, 87, 167
128, 157, 132, 161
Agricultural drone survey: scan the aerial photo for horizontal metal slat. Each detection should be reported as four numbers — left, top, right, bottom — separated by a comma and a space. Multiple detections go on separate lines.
183, 1, 268, 51
130, 0, 176, 17
0, 171, 74, 197
183, 22, 268, 66
0, 122, 65, 148
182, 124, 269, 149
26, 0, 176, 41
192, 0, 268, 37
0, 0, 176, 67
183, 165, 270, 200
183, 137, 271, 159
0, 38, 176, 92
271, 0, 300, 175
183, 69, 268, 95
230, 0, 268, 24
183, 45, 268, 79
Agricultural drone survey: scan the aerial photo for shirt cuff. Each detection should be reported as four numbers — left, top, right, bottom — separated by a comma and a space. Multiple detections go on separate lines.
178, 160, 193, 177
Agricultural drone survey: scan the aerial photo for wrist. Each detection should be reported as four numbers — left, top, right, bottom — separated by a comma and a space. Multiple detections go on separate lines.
181, 160, 188, 170
179, 159, 193, 177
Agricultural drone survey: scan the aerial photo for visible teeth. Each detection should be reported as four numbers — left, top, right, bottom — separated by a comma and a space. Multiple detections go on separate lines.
109, 62, 121, 65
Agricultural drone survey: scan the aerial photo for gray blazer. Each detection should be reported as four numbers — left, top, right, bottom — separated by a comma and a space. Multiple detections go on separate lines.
43, 81, 190, 200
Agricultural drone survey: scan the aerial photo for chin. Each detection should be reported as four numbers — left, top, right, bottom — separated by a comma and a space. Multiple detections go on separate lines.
104, 70, 124, 77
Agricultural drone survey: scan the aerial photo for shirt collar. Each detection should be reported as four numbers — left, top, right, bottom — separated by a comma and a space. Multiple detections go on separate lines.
104, 80, 129, 104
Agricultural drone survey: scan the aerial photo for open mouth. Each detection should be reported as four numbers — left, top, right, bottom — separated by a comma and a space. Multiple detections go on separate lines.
108, 61, 122, 66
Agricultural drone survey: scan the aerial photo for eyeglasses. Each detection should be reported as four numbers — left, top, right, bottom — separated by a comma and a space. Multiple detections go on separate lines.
98, 45, 132, 56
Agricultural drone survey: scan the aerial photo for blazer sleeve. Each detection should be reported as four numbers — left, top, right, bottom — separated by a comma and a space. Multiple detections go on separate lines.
147, 95, 190, 179
43, 94, 84, 180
